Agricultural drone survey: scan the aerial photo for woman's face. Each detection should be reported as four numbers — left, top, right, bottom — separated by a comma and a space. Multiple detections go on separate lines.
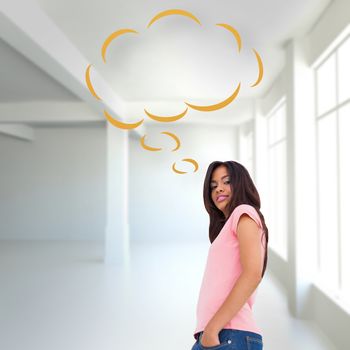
210, 165, 232, 219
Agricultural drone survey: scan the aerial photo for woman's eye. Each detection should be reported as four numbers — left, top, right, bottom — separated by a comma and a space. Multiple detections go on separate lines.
210, 181, 230, 190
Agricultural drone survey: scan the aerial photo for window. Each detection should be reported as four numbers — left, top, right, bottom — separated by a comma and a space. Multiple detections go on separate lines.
314, 34, 350, 308
266, 98, 288, 260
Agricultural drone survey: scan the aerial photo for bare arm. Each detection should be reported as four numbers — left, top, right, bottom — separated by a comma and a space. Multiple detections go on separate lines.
200, 214, 263, 346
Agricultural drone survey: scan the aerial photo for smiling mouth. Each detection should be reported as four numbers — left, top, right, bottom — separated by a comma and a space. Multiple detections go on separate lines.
217, 195, 228, 202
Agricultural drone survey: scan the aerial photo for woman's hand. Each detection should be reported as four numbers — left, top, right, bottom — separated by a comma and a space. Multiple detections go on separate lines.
200, 330, 221, 347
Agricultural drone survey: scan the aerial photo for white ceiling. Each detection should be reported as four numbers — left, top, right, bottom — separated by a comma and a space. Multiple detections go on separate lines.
0, 0, 331, 125
0, 37, 78, 102
34, 0, 331, 102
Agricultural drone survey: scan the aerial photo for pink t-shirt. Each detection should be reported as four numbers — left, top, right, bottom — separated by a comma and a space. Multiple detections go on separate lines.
193, 204, 266, 339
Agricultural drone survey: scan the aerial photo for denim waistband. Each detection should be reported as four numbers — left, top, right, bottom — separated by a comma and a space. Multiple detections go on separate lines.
195, 328, 262, 341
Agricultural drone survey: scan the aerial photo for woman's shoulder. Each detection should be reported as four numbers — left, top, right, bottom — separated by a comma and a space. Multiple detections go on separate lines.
229, 204, 262, 230
232, 204, 258, 216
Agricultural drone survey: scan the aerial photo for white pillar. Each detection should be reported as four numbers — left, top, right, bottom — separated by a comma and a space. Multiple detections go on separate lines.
254, 98, 269, 212
104, 121, 130, 266
285, 38, 318, 318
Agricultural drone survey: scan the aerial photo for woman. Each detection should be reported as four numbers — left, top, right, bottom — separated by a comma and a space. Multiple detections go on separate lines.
191, 160, 268, 350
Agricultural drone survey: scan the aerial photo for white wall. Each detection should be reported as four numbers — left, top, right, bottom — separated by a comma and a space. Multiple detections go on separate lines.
306, 0, 350, 65
0, 124, 106, 240
128, 123, 237, 244
254, 1, 350, 348
259, 67, 287, 116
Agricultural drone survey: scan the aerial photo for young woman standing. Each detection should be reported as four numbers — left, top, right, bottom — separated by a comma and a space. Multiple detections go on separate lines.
191, 160, 269, 350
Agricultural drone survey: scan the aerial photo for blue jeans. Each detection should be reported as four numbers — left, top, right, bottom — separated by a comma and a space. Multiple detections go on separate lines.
191, 329, 263, 350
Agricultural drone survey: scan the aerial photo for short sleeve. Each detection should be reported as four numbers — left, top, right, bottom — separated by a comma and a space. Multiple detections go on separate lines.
231, 204, 262, 237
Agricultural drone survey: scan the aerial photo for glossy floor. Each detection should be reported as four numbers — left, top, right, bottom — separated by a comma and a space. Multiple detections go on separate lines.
0, 241, 339, 350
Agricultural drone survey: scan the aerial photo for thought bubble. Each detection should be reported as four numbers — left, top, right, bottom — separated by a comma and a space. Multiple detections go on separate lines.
84, 8, 264, 174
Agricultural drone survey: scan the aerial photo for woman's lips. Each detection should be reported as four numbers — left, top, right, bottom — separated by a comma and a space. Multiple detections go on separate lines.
217, 195, 228, 202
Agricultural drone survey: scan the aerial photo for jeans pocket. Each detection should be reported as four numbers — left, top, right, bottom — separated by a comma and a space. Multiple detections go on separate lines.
246, 335, 263, 350
198, 332, 233, 350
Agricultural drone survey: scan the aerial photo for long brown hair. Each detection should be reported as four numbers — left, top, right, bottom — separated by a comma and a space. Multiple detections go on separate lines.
203, 160, 269, 278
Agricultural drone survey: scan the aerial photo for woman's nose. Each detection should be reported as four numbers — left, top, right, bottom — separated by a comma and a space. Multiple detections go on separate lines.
216, 185, 224, 192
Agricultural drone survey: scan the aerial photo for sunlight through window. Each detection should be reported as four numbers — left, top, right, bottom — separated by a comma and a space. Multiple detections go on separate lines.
315, 34, 350, 308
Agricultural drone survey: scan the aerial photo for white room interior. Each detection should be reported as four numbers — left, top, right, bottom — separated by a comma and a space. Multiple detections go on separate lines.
1, 0, 350, 349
